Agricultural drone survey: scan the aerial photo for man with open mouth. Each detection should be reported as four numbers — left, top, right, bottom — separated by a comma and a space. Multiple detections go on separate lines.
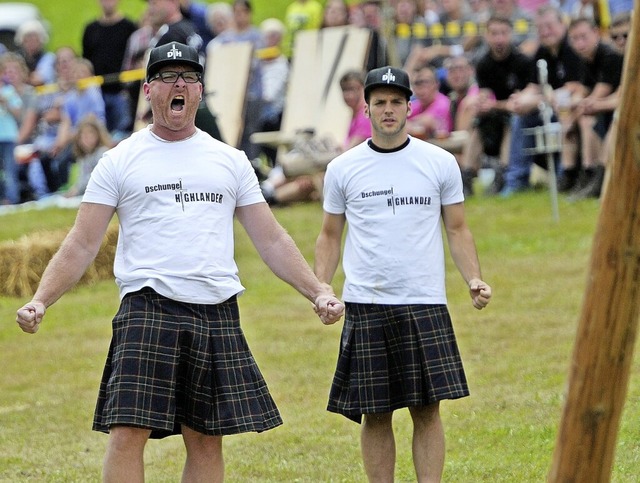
15, 41, 345, 482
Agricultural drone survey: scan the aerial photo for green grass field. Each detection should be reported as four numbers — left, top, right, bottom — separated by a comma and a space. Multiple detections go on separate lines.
1, 191, 639, 482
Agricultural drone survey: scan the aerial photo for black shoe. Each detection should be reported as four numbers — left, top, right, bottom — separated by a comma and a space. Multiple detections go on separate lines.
557, 168, 579, 193
568, 166, 605, 200
486, 166, 505, 195
461, 168, 475, 197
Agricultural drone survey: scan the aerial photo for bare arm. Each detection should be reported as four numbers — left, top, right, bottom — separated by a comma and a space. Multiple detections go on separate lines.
235, 202, 344, 324
314, 211, 346, 285
16, 202, 116, 333
441, 202, 491, 310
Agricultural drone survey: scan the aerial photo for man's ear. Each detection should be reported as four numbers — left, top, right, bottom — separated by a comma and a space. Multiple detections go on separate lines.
364, 104, 370, 118
407, 100, 412, 117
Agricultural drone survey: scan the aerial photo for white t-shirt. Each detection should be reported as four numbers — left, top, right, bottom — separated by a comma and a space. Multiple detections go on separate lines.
323, 137, 464, 305
83, 126, 264, 304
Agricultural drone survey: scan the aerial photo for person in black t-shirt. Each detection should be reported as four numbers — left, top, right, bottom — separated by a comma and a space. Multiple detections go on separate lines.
82, 0, 138, 139
501, 5, 587, 195
459, 15, 531, 196
564, 16, 624, 199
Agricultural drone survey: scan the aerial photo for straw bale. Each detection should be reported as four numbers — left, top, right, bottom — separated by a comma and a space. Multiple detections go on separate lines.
0, 224, 119, 298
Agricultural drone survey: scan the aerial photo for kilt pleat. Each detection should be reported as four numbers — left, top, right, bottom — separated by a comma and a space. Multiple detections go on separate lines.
327, 303, 469, 423
92, 288, 282, 438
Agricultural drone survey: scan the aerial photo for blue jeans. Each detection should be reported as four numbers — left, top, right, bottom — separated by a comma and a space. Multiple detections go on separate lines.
0, 141, 19, 204
103, 91, 132, 138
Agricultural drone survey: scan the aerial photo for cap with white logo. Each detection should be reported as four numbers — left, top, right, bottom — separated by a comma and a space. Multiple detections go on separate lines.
146, 42, 203, 82
364, 66, 413, 102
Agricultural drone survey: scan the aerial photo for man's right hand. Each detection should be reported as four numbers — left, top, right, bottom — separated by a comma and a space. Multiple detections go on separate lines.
16, 302, 46, 334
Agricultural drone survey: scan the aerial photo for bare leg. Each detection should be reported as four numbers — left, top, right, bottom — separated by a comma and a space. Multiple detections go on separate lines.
361, 412, 395, 482
103, 426, 151, 483
578, 115, 601, 169
409, 403, 445, 483
181, 425, 224, 483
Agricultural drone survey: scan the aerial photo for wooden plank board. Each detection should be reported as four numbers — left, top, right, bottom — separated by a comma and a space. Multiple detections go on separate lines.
204, 41, 253, 147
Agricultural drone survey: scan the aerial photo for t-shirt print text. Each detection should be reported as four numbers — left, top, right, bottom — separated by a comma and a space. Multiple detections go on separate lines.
360, 186, 432, 215
144, 179, 224, 212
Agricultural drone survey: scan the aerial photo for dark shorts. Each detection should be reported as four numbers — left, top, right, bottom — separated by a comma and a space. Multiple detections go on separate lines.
92, 288, 282, 439
327, 303, 469, 423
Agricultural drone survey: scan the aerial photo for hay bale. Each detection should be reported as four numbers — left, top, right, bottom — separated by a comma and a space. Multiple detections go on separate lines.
0, 223, 119, 298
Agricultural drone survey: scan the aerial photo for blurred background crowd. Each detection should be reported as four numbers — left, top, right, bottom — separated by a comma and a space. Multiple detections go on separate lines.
0, 0, 634, 206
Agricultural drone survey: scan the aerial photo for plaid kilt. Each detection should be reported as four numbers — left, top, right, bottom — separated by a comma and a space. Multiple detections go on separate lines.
92, 287, 282, 439
327, 303, 469, 423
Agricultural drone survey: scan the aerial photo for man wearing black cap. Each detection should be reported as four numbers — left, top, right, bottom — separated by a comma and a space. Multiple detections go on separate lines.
315, 65, 491, 482
15, 41, 344, 482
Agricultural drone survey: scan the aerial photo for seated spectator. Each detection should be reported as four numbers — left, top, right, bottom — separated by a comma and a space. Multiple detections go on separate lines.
1, 52, 49, 203
0, 64, 23, 205
283, 0, 324, 58
562, 16, 624, 199
14, 20, 56, 87
321, 0, 350, 29
180, 0, 215, 46
208, 0, 264, 159
63, 114, 112, 198
257, 18, 290, 167
407, 64, 452, 140
29, 47, 77, 193
403, 0, 487, 72
459, 15, 532, 196
608, 11, 631, 54
443, 54, 479, 132
392, 0, 429, 67
356, 0, 390, 71
501, 5, 586, 196
260, 70, 371, 205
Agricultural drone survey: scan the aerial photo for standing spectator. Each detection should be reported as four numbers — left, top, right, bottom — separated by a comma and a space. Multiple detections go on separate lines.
82, 0, 137, 140
147, 0, 204, 53
205, 2, 234, 39
501, 5, 586, 195
15, 42, 343, 481
283, 0, 324, 57
460, 15, 532, 196
0, 62, 23, 204
180, 0, 215, 46
209, 0, 264, 160
407, 64, 453, 139
314, 65, 491, 483
14, 20, 56, 87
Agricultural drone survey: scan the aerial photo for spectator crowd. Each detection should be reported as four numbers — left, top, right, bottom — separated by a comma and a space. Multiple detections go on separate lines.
0, 0, 634, 206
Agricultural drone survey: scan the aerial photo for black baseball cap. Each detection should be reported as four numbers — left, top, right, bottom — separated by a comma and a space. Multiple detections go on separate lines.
146, 42, 203, 82
364, 66, 412, 102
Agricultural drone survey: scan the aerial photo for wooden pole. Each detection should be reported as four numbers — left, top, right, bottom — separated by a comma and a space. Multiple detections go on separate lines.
548, 10, 640, 483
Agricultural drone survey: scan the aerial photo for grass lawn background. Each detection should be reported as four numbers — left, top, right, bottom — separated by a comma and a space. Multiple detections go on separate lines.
1, 192, 639, 481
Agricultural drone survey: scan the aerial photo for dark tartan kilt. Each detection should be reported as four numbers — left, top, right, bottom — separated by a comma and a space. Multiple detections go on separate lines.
92, 287, 282, 439
328, 303, 469, 423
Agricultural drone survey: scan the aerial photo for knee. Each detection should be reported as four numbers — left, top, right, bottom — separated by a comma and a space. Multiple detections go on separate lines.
107, 426, 151, 453
409, 403, 441, 426
363, 412, 393, 429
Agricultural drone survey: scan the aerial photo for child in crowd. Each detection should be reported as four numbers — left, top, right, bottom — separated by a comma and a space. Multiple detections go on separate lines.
63, 114, 111, 198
